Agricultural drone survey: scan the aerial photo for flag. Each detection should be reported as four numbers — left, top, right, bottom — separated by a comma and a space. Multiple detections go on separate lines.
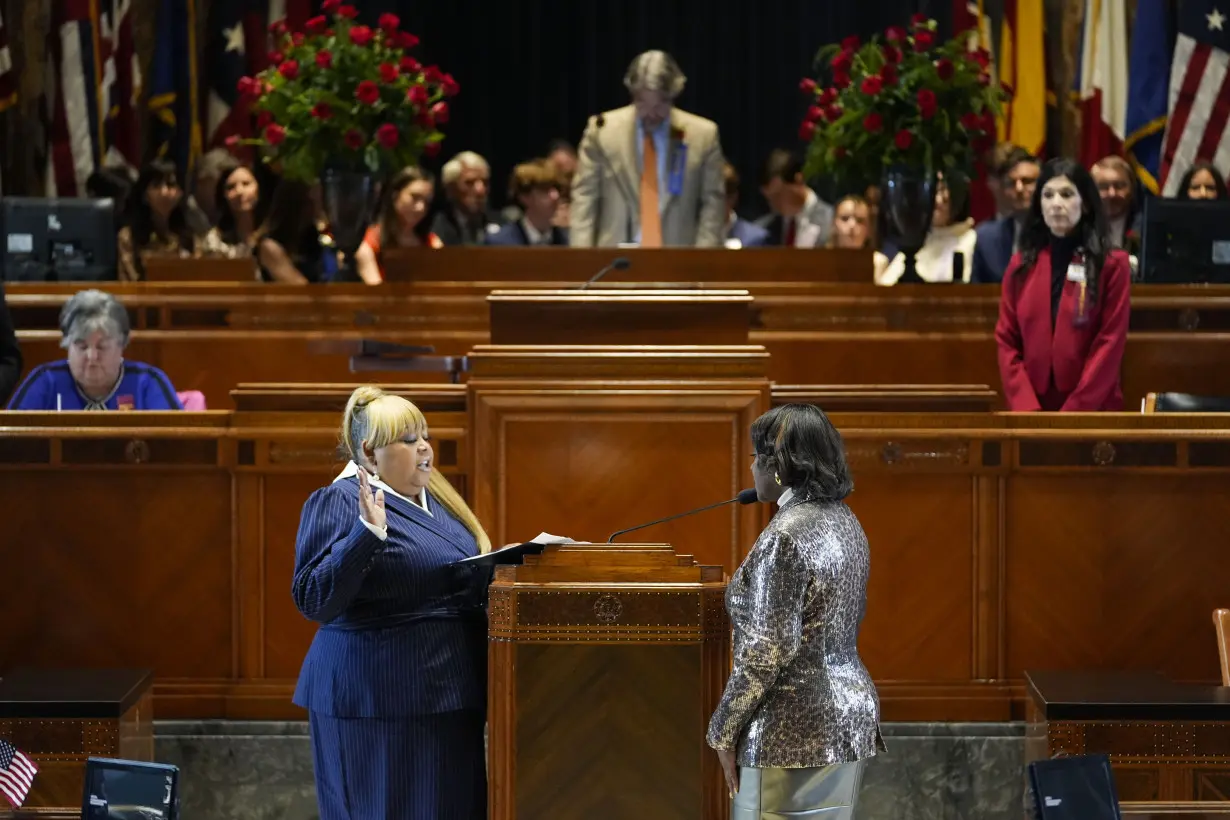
148, 0, 202, 179
99, 0, 141, 172
268, 0, 312, 36
206, 0, 259, 156
0, 6, 17, 112
1160, 0, 1230, 196
1076, 0, 1129, 166
0, 738, 38, 809
998, 0, 1048, 155
1124, 0, 1175, 193
44, 0, 104, 196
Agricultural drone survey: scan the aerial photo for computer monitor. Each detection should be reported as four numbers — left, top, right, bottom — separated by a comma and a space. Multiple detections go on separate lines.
1139, 197, 1230, 284
1, 197, 118, 282
81, 757, 180, 820
1028, 754, 1121, 820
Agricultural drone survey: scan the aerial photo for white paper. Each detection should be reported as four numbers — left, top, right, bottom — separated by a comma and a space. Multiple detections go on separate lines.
531, 532, 578, 545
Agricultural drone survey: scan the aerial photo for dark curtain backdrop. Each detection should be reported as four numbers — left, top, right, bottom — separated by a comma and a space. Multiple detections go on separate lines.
350, 0, 952, 217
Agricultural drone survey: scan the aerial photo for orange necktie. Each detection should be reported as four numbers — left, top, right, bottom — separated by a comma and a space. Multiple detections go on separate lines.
640, 133, 663, 248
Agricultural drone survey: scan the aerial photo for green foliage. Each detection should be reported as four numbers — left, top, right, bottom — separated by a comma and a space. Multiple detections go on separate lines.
798, 16, 1005, 186
236, 5, 457, 183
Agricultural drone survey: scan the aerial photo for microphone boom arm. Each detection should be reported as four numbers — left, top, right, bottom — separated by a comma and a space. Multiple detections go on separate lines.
607, 496, 740, 543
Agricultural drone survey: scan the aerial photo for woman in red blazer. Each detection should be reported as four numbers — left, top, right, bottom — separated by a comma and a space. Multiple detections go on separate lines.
995, 157, 1131, 411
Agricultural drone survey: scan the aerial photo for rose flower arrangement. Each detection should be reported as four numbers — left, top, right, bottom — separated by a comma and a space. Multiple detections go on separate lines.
233, 0, 458, 182
798, 14, 1003, 185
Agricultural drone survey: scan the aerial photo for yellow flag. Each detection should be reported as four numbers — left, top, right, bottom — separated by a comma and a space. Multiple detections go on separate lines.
998, 0, 1047, 154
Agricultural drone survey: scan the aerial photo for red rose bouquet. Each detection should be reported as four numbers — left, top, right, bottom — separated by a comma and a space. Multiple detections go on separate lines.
235, 1, 458, 182
798, 14, 1003, 185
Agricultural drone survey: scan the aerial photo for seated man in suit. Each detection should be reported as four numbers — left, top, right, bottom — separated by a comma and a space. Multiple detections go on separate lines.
972, 146, 1039, 282
755, 149, 834, 248
430, 151, 503, 245
570, 49, 725, 248
723, 163, 769, 248
0, 280, 21, 406
487, 159, 569, 246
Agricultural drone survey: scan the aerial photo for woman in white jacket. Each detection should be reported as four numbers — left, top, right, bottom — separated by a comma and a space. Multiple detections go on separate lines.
874, 175, 978, 285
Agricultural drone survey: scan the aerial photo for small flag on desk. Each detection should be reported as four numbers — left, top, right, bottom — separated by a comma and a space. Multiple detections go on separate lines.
0, 738, 37, 808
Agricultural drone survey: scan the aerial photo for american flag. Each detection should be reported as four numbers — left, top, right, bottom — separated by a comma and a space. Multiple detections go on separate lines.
206, 1, 311, 157
1159, 0, 1230, 196
0, 738, 38, 809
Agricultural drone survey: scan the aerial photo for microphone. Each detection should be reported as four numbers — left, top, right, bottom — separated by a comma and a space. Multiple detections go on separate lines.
580, 256, 631, 289
607, 488, 759, 542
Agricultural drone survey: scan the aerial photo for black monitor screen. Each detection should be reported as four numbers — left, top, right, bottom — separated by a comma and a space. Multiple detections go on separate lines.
81, 757, 179, 820
1028, 754, 1121, 820
1, 197, 118, 282
1140, 197, 1230, 284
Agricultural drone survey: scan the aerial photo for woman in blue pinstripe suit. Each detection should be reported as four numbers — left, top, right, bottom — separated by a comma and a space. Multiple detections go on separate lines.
292, 385, 492, 820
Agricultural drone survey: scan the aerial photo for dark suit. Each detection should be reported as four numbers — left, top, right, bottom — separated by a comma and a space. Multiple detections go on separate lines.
430, 208, 503, 246
971, 217, 1017, 283
485, 220, 569, 247
0, 281, 22, 405
728, 217, 770, 248
292, 477, 487, 820
995, 249, 1131, 411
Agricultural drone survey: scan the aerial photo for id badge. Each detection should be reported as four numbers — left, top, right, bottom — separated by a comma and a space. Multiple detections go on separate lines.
667, 144, 687, 196
1066, 262, 1086, 283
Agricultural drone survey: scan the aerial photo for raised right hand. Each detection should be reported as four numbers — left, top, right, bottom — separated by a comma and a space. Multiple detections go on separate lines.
358, 469, 386, 531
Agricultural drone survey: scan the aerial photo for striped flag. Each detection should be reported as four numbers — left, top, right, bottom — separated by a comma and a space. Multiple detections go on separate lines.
1076, 0, 1129, 166
998, 0, 1048, 155
0, 738, 38, 808
1160, 0, 1230, 196
44, 0, 104, 197
953, 0, 999, 222
99, 0, 141, 173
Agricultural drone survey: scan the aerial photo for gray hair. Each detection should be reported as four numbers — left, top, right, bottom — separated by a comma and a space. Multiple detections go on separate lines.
623, 50, 687, 99
441, 151, 491, 187
59, 289, 130, 349
197, 147, 239, 182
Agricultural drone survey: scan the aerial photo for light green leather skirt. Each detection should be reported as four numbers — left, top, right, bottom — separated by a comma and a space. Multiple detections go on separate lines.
732, 760, 866, 820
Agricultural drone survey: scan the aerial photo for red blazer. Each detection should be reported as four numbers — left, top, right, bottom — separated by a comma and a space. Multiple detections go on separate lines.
995, 248, 1131, 411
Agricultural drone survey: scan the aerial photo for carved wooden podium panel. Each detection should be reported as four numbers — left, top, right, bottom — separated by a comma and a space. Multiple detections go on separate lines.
487, 544, 731, 820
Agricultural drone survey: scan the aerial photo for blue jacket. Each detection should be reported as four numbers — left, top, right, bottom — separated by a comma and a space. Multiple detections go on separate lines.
291, 479, 488, 717
485, 221, 569, 246
7, 360, 182, 410
971, 217, 1016, 283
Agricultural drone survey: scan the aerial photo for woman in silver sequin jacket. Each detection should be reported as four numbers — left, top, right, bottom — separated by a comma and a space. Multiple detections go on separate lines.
707, 403, 884, 820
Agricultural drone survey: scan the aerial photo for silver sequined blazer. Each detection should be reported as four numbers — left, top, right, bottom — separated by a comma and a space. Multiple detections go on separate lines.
707, 490, 885, 768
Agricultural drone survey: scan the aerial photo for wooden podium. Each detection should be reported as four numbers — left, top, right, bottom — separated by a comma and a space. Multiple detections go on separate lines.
466, 288, 771, 571
487, 543, 731, 820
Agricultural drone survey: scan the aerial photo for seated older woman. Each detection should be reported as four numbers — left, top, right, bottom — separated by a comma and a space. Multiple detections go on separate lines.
7, 289, 182, 410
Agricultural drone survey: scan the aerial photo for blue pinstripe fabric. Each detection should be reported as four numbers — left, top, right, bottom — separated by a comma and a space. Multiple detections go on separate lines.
292, 478, 488, 819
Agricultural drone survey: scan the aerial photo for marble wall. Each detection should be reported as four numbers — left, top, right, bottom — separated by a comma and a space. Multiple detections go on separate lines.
154, 720, 1026, 820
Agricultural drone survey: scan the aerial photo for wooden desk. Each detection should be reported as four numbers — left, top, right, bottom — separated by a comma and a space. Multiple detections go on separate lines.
2, 412, 1227, 722
10, 279, 1230, 409
0, 669, 153, 810
1025, 670, 1230, 802
225, 382, 998, 414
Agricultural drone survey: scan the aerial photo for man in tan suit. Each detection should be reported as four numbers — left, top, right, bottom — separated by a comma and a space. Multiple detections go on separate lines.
570, 50, 726, 248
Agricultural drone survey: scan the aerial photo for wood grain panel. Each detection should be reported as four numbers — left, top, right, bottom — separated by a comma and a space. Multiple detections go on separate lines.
1005, 475, 1228, 681
0, 470, 232, 678
515, 644, 702, 820
851, 475, 975, 682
